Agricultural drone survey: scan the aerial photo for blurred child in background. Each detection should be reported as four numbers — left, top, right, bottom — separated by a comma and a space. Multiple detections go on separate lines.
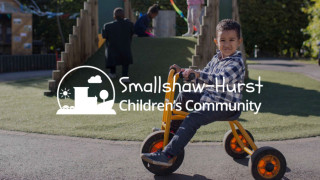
182, 0, 204, 37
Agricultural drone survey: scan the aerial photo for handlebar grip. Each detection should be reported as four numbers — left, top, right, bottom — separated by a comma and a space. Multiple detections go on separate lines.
188, 73, 195, 80
179, 71, 184, 79
179, 72, 196, 80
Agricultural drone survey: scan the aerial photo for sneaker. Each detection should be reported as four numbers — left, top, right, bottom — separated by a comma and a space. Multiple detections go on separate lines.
193, 32, 200, 37
141, 151, 173, 166
120, 77, 131, 83
182, 32, 193, 37
107, 73, 116, 79
152, 127, 161, 132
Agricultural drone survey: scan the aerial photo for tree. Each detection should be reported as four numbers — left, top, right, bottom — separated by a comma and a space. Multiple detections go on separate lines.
239, 0, 309, 57
303, 0, 320, 58
20, 0, 86, 53
99, 90, 109, 102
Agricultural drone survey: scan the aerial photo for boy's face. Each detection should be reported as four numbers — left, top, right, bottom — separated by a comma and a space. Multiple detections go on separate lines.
214, 30, 242, 58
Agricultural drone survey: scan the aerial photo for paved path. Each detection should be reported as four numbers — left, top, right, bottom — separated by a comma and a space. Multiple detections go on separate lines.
248, 59, 320, 81
0, 70, 51, 82
0, 130, 319, 180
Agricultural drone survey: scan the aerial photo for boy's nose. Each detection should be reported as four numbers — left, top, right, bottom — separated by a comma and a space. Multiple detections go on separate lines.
224, 42, 231, 47
224, 41, 231, 45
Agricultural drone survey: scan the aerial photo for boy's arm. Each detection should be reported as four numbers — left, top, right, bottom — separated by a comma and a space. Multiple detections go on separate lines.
199, 60, 243, 85
193, 59, 212, 84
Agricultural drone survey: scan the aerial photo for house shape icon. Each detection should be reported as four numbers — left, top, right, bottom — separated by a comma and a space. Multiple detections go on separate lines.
74, 87, 98, 110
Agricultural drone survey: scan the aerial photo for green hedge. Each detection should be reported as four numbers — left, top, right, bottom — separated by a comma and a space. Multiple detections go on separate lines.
20, 0, 86, 52
303, 0, 320, 58
239, 0, 309, 57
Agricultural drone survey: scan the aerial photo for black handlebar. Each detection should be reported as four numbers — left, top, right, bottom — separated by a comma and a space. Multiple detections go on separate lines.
188, 73, 196, 80
179, 72, 196, 80
170, 66, 196, 80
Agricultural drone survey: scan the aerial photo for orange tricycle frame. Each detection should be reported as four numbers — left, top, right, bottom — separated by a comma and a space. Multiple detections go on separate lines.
161, 69, 258, 156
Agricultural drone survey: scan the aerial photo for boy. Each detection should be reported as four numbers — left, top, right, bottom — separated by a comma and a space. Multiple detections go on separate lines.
102, 8, 134, 83
134, 4, 159, 37
141, 19, 245, 166
182, 0, 205, 37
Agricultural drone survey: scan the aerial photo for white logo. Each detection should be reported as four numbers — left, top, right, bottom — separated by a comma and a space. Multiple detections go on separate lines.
56, 66, 116, 115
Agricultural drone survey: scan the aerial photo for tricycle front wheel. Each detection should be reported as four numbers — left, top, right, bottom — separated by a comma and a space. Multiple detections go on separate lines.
140, 131, 184, 176
223, 129, 254, 159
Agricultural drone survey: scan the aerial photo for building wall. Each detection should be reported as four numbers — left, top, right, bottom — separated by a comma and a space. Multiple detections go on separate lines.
11, 13, 32, 55
0, 0, 32, 55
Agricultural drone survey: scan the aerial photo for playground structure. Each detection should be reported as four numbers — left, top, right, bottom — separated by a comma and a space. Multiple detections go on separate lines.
45, 0, 134, 95
44, 0, 99, 96
45, 0, 248, 95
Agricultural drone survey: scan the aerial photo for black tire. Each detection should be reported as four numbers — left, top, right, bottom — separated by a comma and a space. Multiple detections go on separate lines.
223, 129, 254, 159
140, 131, 184, 176
249, 146, 286, 180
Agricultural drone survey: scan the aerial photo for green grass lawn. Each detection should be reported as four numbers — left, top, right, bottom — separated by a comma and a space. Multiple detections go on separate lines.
247, 60, 258, 64
0, 37, 319, 142
247, 58, 319, 65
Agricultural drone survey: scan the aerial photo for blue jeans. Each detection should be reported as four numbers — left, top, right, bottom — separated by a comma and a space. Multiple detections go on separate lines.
163, 91, 239, 156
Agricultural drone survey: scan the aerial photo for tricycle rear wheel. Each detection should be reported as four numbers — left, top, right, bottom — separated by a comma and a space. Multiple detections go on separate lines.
249, 146, 286, 180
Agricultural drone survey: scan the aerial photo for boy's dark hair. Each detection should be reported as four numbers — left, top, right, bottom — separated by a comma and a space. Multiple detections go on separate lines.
216, 19, 241, 39
148, 4, 159, 14
113, 7, 124, 20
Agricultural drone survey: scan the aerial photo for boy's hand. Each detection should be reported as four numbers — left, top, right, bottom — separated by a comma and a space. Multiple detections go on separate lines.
170, 64, 183, 73
183, 69, 200, 80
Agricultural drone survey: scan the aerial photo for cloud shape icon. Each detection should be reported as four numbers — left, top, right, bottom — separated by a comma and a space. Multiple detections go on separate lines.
88, 75, 102, 83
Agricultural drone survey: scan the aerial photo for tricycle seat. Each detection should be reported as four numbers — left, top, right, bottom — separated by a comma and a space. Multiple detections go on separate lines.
226, 111, 241, 121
